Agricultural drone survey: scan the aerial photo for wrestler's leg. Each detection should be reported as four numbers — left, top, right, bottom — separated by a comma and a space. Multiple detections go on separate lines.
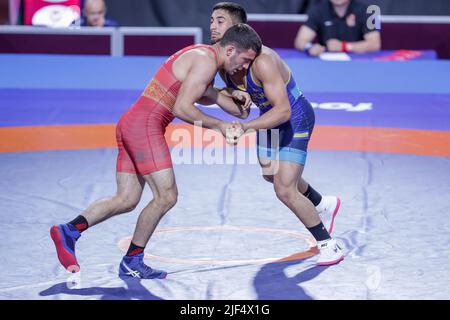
130, 168, 178, 247
82, 172, 145, 227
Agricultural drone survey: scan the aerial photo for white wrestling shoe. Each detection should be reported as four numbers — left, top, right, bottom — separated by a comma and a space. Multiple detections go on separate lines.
316, 196, 341, 234
316, 238, 344, 266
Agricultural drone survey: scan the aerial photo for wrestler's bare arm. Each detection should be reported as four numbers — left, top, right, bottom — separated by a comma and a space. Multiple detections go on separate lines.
172, 55, 224, 130
243, 55, 291, 131
204, 69, 251, 119
199, 85, 250, 119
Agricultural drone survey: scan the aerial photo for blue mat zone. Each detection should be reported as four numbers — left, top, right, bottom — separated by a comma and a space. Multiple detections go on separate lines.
1, 54, 450, 131
1, 53, 450, 300
1, 88, 450, 131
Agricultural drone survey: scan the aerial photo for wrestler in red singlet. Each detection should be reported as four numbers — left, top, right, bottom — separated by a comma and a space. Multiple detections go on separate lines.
116, 44, 219, 175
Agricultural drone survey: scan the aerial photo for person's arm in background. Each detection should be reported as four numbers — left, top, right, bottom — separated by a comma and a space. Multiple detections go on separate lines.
294, 25, 326, 56
326, 31, 381, 53
294, 7, 326, 57
327, 5, 381, 54
346, 31, 381, 53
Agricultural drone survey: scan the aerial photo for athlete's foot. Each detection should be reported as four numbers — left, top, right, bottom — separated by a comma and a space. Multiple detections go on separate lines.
316, 196, 341, 234
50, 224, 81, 273
316, 238, 344, 266
119, 253, 167, 279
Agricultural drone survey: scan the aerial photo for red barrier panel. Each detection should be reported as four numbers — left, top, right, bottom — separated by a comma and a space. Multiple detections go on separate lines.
23, 0, 80, 27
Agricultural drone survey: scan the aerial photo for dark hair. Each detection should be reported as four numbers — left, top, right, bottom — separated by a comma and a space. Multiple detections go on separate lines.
213, 2, 247, 23
219, 23, 262, 54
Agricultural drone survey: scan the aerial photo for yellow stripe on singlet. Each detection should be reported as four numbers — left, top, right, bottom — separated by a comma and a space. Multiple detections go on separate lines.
294, 132, 309, 138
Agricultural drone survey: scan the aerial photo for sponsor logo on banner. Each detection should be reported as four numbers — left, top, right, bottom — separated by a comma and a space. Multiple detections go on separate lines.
311, 102, 373, 112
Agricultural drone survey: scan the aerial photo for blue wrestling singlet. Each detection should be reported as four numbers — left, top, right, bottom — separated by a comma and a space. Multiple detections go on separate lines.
224, 68, 315, 165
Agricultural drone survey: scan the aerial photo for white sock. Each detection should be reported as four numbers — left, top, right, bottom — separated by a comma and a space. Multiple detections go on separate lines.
315, 197, 327, 213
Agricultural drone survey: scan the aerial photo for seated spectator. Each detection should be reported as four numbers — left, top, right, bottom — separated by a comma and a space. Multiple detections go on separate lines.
294, 0, 381, 56
81, 0, 119, 27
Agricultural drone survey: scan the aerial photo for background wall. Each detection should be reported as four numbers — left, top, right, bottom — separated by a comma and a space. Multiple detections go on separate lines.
2, 0, 449, 55
104, 0, 450, 43
357, 0, 450, 15
3, 1, 450, 28
0, 0, 9, 24
104, 0, 306, 43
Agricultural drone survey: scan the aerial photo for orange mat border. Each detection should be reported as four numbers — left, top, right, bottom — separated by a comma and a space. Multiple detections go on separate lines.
1, 124, 449, 157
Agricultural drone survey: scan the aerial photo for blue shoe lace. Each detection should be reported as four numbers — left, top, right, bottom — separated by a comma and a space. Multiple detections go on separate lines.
138, 261, 158, 278
121, 253, 167, 279
61, 224, 80, 253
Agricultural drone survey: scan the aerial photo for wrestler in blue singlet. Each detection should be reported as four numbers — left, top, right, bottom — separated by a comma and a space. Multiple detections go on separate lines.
224, 69, 316, 165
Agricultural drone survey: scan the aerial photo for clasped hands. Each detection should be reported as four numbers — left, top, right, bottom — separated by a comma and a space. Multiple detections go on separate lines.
218, 121, 246, 145
219, 89, 251, 145
226, 120, 246, 145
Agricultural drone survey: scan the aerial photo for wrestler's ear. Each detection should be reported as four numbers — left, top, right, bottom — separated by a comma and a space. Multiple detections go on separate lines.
225, 44, 236, 57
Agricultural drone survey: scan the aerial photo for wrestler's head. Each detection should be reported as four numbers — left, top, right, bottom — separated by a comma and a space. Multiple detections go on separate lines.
218, 23, 261, 75
210, 2, 247, 44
